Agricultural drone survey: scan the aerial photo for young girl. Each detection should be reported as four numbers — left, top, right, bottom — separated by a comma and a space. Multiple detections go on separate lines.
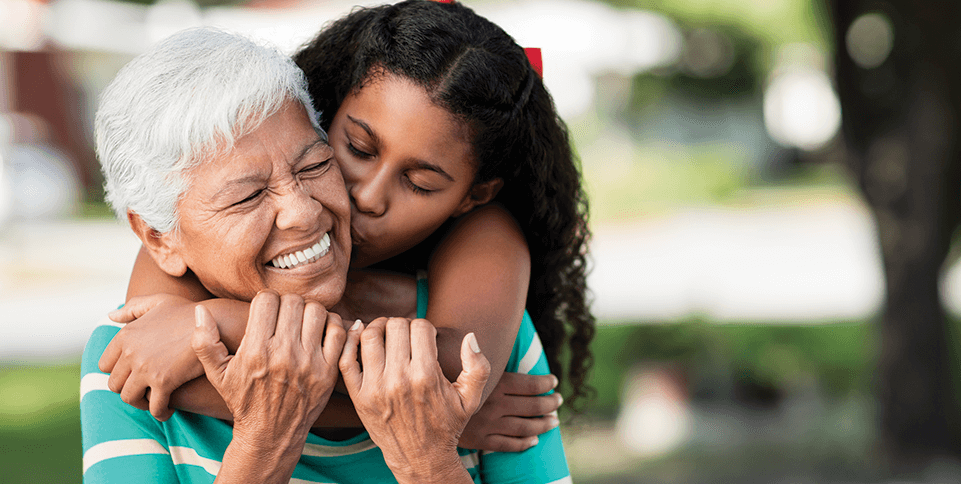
100, 0, 593, 478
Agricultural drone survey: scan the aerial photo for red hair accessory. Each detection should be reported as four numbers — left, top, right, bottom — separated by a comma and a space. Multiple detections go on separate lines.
524, 47, 543, 77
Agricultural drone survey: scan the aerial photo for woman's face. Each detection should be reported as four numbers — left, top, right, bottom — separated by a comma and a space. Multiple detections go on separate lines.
328, 72, 481, 268
163, 101, 352, 306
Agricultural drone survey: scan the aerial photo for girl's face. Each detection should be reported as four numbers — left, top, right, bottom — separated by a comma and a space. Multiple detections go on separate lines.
329, 72, 494, 268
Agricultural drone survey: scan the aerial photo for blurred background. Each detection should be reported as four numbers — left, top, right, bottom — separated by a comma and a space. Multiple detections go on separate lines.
3, 0, 961, 482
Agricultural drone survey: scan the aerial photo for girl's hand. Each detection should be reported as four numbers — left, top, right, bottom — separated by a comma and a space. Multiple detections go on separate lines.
459, 372, 562, 452
339, 317, 490, 484
99, 294, 202, 421
192, 291, 345, 438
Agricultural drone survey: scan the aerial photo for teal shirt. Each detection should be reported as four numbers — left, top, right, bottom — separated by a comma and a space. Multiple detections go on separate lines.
416, 277, 572, 484
81, 284, 571, 483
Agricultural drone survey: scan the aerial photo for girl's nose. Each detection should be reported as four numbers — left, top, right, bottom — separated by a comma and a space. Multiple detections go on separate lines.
349, 166, 388, 217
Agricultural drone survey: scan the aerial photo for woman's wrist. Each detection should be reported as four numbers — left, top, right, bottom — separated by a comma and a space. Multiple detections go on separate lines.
218, 429, 306, 484
231, 421, 309, 460
388, 448, 473, 484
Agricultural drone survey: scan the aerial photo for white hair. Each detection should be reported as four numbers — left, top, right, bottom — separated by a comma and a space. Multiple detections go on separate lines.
96, 27, 322, 232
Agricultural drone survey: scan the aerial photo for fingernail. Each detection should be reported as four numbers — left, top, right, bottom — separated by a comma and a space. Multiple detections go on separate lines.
529, 436, 539, 447
194, 306, 204, 327
550, 374, 559, 388
467, 332, 481, 353
351, 319, 363, 331
549, 415, 560, 427
107, 310, 121, 321
556, 393, 564, 406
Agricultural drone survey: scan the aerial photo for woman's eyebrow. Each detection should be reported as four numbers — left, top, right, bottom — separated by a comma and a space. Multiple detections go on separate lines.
209, 175, 263, 204
296, 137, 328, 163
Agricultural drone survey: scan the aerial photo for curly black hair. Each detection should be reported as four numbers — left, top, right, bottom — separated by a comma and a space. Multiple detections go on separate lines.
294, 0, 595, 411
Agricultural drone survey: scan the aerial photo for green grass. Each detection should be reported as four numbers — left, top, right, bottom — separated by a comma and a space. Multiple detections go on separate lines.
0, 364, 82, 483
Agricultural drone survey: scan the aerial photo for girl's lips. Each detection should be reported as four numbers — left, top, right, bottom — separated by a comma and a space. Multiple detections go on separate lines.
350, 226, 367, 246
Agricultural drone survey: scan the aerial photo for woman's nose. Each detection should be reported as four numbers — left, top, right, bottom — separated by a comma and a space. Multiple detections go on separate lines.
349, 166, 388, 217
275, 182, 322, 231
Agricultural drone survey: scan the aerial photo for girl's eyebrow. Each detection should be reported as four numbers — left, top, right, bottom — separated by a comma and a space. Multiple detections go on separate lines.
346, 115, 380, 144
345, 114, 454, 181
411, 161, 454, 181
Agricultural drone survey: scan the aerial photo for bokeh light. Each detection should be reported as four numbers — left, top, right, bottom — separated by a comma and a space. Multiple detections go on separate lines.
763, 44, 841, 150
845, 12, 894, 69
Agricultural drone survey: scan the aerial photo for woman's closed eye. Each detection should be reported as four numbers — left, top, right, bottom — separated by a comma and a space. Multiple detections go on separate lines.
299, 158, 333, 176
234, 189, 264, 206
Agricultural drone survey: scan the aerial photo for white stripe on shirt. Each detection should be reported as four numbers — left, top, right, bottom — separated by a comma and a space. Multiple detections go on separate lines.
83, 438, 169, 474
517, 333, 544, 375
170, 446, 222, 476
460, 451, 480, 470
80, 373, 111, 401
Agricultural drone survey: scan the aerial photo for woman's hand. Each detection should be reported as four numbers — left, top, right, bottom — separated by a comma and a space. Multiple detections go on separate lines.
459, 372, 562, 452
339, 317, 490, 484
99, 294, 203, 421
192, 290, 346, 483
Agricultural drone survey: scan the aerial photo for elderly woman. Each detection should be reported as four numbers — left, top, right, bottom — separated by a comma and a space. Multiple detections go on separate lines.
81, 27, 489, 484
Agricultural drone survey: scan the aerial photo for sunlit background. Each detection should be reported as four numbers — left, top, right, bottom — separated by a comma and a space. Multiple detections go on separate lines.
3, 0, 958, 482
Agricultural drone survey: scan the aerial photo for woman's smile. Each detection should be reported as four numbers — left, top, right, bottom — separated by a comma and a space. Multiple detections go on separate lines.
267, 232, 332, 269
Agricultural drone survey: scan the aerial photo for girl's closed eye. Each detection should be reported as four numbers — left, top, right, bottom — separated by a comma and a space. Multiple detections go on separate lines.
403, 175, 435, 195
346, 141, 373, 159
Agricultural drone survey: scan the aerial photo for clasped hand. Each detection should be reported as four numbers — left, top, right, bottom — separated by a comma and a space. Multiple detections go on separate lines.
192, 291, 345, 441
339, 317, 491, 482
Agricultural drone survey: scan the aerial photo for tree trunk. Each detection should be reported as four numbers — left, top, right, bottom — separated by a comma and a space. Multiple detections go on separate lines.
828, 0, 961, 471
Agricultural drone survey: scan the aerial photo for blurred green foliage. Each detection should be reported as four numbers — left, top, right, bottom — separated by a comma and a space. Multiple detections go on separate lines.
2, 321, 878, 483
584, 320, 875, 417
601, 0, 830, 54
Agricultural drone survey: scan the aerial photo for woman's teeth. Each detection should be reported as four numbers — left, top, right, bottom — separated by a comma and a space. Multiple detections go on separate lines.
269, 233, 331, 269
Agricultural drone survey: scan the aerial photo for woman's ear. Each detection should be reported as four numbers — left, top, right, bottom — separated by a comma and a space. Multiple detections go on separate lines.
453, 178, 504, 217
126, 210, 188, 277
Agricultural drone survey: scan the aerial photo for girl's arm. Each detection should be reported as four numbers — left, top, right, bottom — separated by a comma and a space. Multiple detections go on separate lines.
102, 247, 364, 427
125, 245, 213, 302
425, 204, 531, 404
107, 219, 554, 446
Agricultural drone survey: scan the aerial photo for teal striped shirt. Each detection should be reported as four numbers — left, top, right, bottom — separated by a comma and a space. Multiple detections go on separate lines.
81, 283, 571, 483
